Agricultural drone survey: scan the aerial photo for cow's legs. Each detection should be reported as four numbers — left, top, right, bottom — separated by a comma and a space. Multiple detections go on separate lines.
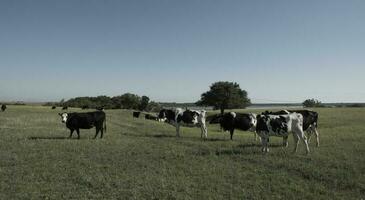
94, 128, 99, 139
69, 129, 74, 138
260, 135, 269, 153
292, 133, 299, 153
283, 136, 289, 147
230, 129, 234, 140
298, 132, 310, 154
76, 129, 80, 139
100, 127, 104, 138
313, 127, 320, 147
200, 123, 207, 140
176, 124, 180, 138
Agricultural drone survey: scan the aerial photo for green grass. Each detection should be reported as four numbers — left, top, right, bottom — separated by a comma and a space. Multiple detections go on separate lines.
1, 106, 364, 199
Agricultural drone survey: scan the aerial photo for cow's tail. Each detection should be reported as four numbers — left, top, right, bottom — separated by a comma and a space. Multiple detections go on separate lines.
104, 117, 107, 133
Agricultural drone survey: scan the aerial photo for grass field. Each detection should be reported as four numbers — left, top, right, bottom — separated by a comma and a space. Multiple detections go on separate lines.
0, 106, 364, 199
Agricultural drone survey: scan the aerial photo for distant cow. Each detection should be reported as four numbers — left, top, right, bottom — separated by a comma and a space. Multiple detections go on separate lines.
52, 106, 56, 109
256, 113, 310, 154
158, 108, 208, 139
133, 111, 141, 118
263, 110, 319, 146
219, 112, 258, 140
58, 111, 106, 139
62, 106, 68, 110
145, 114, 158, 121
82, 105, 89, 109
1, 104, 7, 112
96, 106, 104, 111
208, 114, 223, 124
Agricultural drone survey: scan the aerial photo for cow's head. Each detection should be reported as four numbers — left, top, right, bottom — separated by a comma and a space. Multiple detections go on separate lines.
58, 112, 68, 123
249, 113, 257, 129
158, 109, 167, 121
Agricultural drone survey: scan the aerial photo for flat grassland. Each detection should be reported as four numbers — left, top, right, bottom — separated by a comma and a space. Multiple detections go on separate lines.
0, 106, 364, 199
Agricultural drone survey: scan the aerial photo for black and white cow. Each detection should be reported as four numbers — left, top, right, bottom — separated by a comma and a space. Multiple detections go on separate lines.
58, 111, 106, 139
1, 104, 7, 112
263, 110, 319, 146
219, 112, 258, 140
256, 113, 310, 154
133, 111, 141, 118
158, 108, 208, 139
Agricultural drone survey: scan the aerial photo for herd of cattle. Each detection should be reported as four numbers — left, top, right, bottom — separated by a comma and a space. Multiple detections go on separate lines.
1, 104, 319, 154
143, 108, 318, 154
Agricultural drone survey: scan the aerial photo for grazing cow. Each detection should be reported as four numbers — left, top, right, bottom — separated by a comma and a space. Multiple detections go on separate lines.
96, 106, 104, 111
133, 111, 141, 118
208, 114, 223, 124
256, 113, 310, 154
62, 106, 68, 110
158, 108, 208, 139
263, 110, 319, 146
58, 111, 106, 139
219, 112, 258, 140
52, 106, 56, 109
82, 105, 89, 109
145, 114, 158, 121
1, 104, 6, 112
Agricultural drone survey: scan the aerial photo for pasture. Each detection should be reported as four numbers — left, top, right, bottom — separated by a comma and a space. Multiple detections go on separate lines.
0, 106, 364, 199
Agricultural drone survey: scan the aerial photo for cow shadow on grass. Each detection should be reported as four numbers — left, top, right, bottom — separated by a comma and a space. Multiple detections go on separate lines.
213, 143, 285, 156
28, 136, 69, 140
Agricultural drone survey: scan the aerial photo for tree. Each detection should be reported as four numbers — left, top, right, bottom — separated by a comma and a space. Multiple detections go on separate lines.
196, 81, 251, 114
139, 96, 150, 111
302, 98, 323, 108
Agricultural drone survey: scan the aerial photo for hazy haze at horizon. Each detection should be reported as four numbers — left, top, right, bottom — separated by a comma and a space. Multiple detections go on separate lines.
1, 0, 364, 103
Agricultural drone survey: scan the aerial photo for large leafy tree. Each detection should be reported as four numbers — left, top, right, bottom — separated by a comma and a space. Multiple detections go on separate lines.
197, 81, 251, 114
139, 96, 150, 111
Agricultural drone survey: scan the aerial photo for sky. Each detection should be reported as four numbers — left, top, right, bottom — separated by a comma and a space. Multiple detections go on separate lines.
0, 0, 364, 103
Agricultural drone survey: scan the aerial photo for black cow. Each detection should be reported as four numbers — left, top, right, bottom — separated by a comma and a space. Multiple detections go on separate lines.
96, 106, 104, 111
52, 106, 56, 109
219, 112, 257, 140
262, 110, 319, 146
62, 106, 68, 110
208, 114, 223, 124
58, 111, 106, 139
145, 114, 158, 121
82, 105, 89, 109
1, 104, 7, 112
133, 111, 141, 118
158, 108, 208, 139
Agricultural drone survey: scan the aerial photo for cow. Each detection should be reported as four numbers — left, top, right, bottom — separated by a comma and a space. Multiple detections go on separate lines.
219, 112, 258, 140
262, 110, 319, 146
62, 106, 68, 110
133, 111, 141, 118
52, 106, 56, 109
158, 108, 208, 139
145, 114, 158, 121
256, 113, 310, 154
96, 106, 104, 111
82, 105, 89, 109
1, 104, 7, 112
208, 114, 223, 124
58, 111, 106, 139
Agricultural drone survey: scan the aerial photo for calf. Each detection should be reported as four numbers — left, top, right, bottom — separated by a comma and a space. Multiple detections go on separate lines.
1, 104, 7, 112
58, 111, 106, 139
219, 112, 258, 140
256, 113, 310, 154
263, 110, 319, 146
133, 111, 141, 118
158, 108, 208, 139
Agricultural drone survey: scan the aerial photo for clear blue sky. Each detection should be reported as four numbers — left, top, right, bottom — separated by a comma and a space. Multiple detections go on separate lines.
1, 0, 364, 103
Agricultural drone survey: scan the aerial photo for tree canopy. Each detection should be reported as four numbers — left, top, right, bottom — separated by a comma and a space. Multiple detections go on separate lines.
196, 81, 251, 114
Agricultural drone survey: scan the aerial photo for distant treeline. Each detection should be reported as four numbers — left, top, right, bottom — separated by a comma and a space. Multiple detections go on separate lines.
43, 93, 163, 112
